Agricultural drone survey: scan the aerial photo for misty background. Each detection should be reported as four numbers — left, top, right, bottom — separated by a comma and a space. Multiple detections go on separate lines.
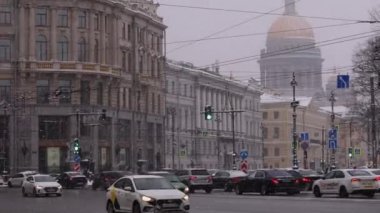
156, 0, 380, 88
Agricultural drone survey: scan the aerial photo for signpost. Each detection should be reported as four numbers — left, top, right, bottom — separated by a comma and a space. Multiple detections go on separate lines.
239, 150, 248, 160
328, 128, 338, 150
337, 75, 350, 89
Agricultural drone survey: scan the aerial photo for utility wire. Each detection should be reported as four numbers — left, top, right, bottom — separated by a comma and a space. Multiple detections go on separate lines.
199, 30, 380, 68
166, 22, 360, 45
167, 0, 302, 54
158, 3, 377, 23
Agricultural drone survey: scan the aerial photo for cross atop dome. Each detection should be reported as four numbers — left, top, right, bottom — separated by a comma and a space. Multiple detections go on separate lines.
284, 0, 297, 15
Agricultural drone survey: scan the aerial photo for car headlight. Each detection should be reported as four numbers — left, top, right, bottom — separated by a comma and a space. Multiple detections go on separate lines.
142, 195, 154, 202
36, 185, 43, 189
182, 195, 189, 201
58, 185, 62, 189
184, 187, 189, 193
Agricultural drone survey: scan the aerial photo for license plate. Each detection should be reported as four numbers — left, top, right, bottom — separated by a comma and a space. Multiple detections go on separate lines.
46, 188, 55, 192
162, 203, 178, 208
77, 182, 84, 185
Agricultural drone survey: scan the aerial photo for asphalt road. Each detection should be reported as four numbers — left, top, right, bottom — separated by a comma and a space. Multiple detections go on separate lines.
0, 186, 379, 213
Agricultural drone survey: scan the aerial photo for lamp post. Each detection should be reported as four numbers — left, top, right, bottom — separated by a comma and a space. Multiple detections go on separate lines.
290, 73, 299, 169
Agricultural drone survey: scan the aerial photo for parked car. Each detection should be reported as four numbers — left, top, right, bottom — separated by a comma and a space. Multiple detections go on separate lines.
8, 171, 38, 188
212, 170, 247, 192
235, 169, 300, 195
56, 172, 87, 188
364, 169, 380, 192
22, 174, 62, 197
92, 171, 133, 190
175, 168, 213, 193
0, 175, 4, 186
106, 175, 190, 213
313, 169, 377, 198
286, 169, 324, 191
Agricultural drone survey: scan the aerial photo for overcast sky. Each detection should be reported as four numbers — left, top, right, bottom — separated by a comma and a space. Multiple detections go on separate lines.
156, 0, 380, 85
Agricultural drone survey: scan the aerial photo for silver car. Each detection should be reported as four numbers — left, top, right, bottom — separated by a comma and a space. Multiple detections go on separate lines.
22, 174, 62, 197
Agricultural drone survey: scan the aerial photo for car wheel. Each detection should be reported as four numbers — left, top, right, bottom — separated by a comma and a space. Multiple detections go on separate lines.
22, 188, 27, 197
56, 193, 62, 197
365, 192, 375, 198
339, 186, 349, 198
235, 185, 243, 195
132, 203, 141, 213
313, 186, 322, 198
224, 183, 232, 192
8, 182, 12, 188
205, 188, 212, 194
107, 201, 115, 213
260, 185, 268, 196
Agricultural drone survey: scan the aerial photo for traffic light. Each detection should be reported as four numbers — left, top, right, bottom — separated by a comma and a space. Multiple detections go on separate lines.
100, 109, 106, 120
348, 147, 353, 158
73, 138, 80, 155
204, 105, 213, 120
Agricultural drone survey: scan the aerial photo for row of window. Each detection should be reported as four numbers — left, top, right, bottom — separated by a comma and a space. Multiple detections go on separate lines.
166, 81, 194, 97
263, 111, 280, 120
263, 147, 281, 157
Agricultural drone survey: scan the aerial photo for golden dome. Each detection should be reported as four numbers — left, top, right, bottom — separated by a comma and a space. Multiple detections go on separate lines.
268, 16, 314, 39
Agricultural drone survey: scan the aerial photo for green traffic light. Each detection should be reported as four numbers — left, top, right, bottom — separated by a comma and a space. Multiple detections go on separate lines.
206, 114, 213, 120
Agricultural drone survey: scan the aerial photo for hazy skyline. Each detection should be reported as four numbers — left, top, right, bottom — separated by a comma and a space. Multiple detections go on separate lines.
156, 0, 380, 86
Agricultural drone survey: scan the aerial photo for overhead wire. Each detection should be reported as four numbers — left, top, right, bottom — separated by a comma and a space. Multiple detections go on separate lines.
166, 0, 302, 54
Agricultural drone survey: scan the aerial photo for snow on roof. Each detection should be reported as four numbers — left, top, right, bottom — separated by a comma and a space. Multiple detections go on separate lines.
261, 93, 312, 107
319, 106, 350, 117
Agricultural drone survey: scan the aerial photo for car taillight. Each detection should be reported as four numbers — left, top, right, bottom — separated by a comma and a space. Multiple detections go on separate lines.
271, 178, 279, 185
189, 176, 197, 181
375, 177, 380, 181
207, 176, 212, 183
302, 177, 312, 183
351, 178, 361, 183
295, 179, 300, 184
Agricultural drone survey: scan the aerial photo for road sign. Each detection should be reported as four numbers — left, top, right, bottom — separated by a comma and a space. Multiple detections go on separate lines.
240, 160, 248, 173
328, 128, 338, 150
240, 150, 248, 160
337, 75, 350, 89
74, 154, 81, 163
300, 132, 310, 150
73, 163, 80, 171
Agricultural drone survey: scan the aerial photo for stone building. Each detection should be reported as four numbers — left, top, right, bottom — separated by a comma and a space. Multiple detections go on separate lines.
258, 0, 324, 97
0, 0, 166, 174
165, 60, 263, 170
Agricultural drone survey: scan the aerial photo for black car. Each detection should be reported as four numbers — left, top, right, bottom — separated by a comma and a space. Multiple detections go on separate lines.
92, 171, 133, 190
287, 169, 323, 191
56, 172, 87, 188
235, 169, 300, 195
212, 170, 247, 192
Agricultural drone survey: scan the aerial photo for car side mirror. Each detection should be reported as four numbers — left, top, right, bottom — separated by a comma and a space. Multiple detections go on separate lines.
124, 186, 133, 192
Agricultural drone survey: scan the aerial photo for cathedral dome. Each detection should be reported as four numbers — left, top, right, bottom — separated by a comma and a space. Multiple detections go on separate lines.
267, 0, 314, 40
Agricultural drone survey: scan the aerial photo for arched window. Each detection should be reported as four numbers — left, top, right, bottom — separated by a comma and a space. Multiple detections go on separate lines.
36, 34, 48, 60
78, 37, 86, 62
94, 39, 99, 63
57, 36, 68, 61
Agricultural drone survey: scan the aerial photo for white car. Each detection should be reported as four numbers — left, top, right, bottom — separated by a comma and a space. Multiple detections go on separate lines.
0, 175, 4, 186
8, 171, 38, 187
312, 169, 378, 198
106, 175, 190, 213
22, 174, 62, 197
365, 169, 380, 192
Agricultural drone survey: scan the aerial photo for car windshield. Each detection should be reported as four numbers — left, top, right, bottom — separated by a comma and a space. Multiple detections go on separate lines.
191, 170, 209, 175
134, 177, 174, 190
268, 170, 293, 177
347, 170, 371, 176
287, 170, 302, 178
371, 170, 380, 175
299, 170, 320, 176
229, 171, 247, 177
34, 176, 56, 182
104, 172, 127, 178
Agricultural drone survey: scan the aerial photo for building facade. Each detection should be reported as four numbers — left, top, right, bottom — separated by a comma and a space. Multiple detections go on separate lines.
258, 0, 324, 97
165, 60, 263, 170
0, 0, 166, 174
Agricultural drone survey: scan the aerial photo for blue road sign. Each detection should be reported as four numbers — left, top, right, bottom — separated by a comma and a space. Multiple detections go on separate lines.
300, 132, 309, 142
240, 150, 248, 160
74, 154, 81, 163
337, 75, 350, 89
328, 128, 338, 150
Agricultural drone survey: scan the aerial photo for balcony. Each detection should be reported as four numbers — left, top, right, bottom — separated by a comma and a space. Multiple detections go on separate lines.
22, 61, 122, 78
